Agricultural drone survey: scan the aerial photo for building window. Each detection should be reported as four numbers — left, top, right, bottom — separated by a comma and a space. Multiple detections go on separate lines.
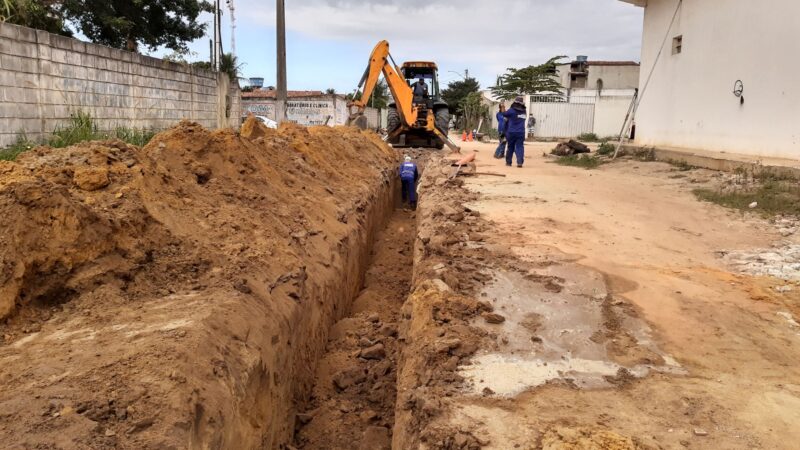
672, 35, 683, 55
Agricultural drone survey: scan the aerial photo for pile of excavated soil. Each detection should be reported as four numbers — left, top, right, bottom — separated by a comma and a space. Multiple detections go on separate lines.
0, 118, 397, 448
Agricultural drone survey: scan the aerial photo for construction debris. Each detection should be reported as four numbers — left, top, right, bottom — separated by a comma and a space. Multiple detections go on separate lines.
551, 139, 591, 156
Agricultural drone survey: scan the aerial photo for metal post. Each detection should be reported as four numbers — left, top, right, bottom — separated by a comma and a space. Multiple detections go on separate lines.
276, 0, 287, 123
213, 0, 220, 70
227, 0, 236, 58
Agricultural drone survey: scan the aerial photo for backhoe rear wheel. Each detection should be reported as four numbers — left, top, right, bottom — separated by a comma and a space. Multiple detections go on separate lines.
387, 106, 400, 134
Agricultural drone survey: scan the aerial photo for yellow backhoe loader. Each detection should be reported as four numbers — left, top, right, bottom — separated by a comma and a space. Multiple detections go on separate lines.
347, 41, 460, 151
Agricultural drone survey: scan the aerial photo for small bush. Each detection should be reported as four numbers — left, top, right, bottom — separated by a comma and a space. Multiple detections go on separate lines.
597, 142, 616, 156
555, 154, 604, 169
666, 159, 696, 171
577, 132, 600, 142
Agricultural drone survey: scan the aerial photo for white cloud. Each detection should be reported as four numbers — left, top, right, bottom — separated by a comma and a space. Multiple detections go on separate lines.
238, 0, 643, 85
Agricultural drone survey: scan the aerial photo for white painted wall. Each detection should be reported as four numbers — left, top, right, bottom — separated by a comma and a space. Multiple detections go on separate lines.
630, 0, 800, 158
594, 96, 633, 137
241, 95, 348, 126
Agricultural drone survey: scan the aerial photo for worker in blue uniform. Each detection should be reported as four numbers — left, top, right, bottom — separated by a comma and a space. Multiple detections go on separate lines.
494, 102, 507, 159
502, 95, 528, 167
399, 155, 419, 209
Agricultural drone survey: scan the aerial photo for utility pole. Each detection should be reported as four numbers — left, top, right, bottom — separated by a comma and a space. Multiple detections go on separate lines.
465, 69, 469, 79
212, 0, 219, 69
227, 0, 236, 58
276, 0, 287, 123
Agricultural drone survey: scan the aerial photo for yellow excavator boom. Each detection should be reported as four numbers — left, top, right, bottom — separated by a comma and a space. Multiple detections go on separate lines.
348, 40, 460, 152
349, 40, 418, 127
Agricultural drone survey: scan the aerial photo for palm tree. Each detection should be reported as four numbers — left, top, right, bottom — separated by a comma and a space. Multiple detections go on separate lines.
219, 53, 244, 81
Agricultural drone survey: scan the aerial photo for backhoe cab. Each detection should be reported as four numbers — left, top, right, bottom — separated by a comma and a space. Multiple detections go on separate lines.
347, 41, 459, 151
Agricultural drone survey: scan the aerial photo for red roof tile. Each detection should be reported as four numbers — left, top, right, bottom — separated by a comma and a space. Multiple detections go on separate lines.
242, 89, 326, 99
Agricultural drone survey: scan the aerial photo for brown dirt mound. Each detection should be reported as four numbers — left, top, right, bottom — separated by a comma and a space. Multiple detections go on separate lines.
0, 119, 397, 448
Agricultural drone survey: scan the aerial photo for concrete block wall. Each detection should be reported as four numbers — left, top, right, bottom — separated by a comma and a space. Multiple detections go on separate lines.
0, 22, 241, 147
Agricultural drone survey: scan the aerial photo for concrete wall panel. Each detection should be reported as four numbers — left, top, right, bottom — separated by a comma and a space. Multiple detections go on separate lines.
0, 22, 242, 147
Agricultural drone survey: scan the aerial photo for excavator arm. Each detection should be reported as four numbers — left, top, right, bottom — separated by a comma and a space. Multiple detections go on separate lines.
348, 40, 417, 127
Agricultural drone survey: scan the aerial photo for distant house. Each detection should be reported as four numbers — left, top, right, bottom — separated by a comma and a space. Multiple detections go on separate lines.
484, 58, 641, 139
556, 58, 640, 95
620, 0, 800, 158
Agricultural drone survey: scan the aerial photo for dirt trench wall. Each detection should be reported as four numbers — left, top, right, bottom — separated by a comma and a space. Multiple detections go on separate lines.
393, 155, 494, 449
0, 120, 398, 449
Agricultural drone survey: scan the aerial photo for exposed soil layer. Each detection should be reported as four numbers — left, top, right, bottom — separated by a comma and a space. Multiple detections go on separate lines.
294, 208, 415, 450
0, 118, 398, 449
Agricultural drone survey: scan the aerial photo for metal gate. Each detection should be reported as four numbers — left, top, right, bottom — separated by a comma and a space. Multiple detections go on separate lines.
529, 100, 595, 138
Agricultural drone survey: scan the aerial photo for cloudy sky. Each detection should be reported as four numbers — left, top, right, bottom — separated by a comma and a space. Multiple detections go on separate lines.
170, 0, 644, 92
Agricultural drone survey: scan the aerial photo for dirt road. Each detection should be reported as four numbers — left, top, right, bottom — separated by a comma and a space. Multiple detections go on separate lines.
439, 139, 800, 448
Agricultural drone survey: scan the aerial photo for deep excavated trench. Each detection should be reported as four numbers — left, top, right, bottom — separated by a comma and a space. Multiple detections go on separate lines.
293, 208, 415, 449
287, 153, 425, 449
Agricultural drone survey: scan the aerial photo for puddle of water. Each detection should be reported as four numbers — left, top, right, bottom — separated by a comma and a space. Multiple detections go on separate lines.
460, 270, 683, 397
461, 354, 626, 396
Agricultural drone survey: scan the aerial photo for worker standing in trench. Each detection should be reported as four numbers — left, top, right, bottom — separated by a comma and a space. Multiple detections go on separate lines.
400, 155, 419, 209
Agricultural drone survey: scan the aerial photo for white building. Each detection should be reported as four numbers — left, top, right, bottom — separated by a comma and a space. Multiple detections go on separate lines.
621, 0, 800, 158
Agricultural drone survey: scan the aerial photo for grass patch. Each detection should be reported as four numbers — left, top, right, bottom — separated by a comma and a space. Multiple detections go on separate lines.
597, 141, 616, 156
694, 181, 800, 216
112, 126, 157, 147
555, 154, 604, 169
0, 134, 36, 161
576, 132, 600, 142
665, 158, 696, 171
1, 111, 158, 161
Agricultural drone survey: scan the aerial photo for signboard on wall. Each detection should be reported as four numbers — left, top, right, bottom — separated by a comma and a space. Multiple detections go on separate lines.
242, 98, 343, 126
243, 102, 275, 119
287, 101, 335, 126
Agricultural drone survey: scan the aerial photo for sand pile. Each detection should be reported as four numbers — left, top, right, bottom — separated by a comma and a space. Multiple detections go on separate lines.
0, 118, 397, 448
0, 119, 393, 321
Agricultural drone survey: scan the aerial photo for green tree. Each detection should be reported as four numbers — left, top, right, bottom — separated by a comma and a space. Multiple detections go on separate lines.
347, 80, 390, 109
3, 0, 72, 35
491, 56, 567, 100
461, 91, 488, 133
61, 0, 213, 52
442, 77, 480, 115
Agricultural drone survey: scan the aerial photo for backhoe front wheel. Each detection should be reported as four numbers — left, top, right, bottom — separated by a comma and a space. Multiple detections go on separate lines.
434, 107, 450, 135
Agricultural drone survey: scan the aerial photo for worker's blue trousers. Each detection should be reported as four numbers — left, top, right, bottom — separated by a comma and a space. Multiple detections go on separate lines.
494, 138, 507, 159
401, 179, 417, 206
506, 133, 525, 166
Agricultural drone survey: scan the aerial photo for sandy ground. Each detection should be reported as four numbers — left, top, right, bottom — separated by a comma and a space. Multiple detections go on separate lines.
439, 139, 800, 449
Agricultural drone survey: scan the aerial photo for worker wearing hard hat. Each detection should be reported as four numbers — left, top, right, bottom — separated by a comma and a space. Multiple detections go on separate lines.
399, 155, 419, 209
